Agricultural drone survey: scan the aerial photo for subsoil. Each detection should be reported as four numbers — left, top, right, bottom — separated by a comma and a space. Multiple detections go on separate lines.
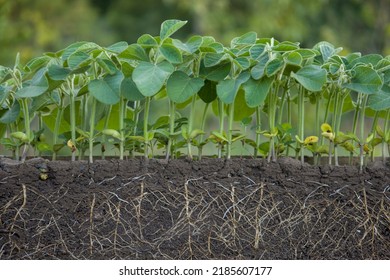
0, 156, 389, 260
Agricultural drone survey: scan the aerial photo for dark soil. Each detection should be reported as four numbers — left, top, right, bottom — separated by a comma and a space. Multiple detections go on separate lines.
0, 156, 389, 260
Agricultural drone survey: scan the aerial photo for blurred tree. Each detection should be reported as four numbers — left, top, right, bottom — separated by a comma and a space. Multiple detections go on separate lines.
0, 0, 388, 67
313, 0, 390, 54
0, 0, 115, 66
104, 0, 192, 43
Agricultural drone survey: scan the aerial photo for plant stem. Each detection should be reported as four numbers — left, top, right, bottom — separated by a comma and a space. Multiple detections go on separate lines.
143, 96, 151, 160
198, 102, 209, 160
332, 90, 340, 166
166, 100, 175, 160
370, 111, 379, 162
267, 83, 278, 162
21, 98, 31, 163
218, 100, 224, 158
297, 86, 305, 164
101, 105, 112, 160
286, 91, 292, 156
255, 107, 261, 157
52, 99, 64, 161
227, 102, 234, 160
350, 94, 360, 165
119, 97, 125, 160
321, 88, 333, 146
383, 109, 390, 162
69, 79, 76, 161
89, 97, 97, 163
359, 94, 368, 173
131, 100, 140, 158
187, 95, 197, 160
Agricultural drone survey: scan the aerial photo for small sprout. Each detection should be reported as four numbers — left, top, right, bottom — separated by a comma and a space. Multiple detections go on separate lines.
10, 132, 29, 143
321, 123, 335, 141
376, 125, 384, 138
39, 173, 48, 180
303, 136, 318, 146
102, 129, 121, 140
341, 142, 355, 153
67, 139, 77, 153
363, 143, 370, 154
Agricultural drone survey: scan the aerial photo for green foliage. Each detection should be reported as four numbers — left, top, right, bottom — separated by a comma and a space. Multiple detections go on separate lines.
0, 19, 389, 166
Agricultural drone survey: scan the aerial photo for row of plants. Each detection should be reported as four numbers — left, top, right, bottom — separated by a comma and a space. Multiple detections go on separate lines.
1, 20, 389, 170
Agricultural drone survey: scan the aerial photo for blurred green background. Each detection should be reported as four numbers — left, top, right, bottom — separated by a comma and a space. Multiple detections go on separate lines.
1, 0, 389, 67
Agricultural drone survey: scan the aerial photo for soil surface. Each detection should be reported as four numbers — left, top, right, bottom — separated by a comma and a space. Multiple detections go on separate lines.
0, 156, 389, 260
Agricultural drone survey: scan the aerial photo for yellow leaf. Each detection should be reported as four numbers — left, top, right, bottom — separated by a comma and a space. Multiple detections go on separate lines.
304, 136, 318, 145
321, 123, 333, 133
67, 139, 76, 152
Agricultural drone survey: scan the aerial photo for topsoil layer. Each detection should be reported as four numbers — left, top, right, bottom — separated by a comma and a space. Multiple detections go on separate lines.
0, 157, 389, 260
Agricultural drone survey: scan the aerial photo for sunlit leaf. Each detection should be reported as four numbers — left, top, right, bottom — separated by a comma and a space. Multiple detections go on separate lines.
291, 64, 327, 92
159, 44, 183, 64
167, 71, 204, 104
89, 71, 123, 105
367, 84, 390, 111
342, 65, 382, 95
133, 61, 174, 97
243, 76, 273, 108
217, 72, 250, 104
160, 19, 187, 41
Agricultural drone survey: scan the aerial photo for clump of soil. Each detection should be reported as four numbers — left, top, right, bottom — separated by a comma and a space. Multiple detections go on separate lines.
0, 157, 389, 259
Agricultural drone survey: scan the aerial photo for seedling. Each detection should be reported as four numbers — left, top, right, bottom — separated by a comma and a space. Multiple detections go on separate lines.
0, 20, 389, 166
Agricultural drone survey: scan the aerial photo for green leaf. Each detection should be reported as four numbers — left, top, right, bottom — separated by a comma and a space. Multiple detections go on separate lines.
211, 131, 228, 142
102, 129, 121, 139
217, 72, 250, 104
243, 76, 273, 108
204, 53, 228, 67
198, 79, 217, 103
294, 49, 318, 60
67, 51, 91, 70
160, 19, 187, 41
97, 58, 117, 75
16, 68, 49, 98
265, 57, 284, 77
342, 65, 382, 95
231, 31, 257, 47
43, 107, 71, 134
233, 89, 256, 121
348, 54, 383, 69
367, 85, 390, 111
89, 71, 123, 105
172, 35, 203, 54
24, 56, 50, 72
10, 131, 29, 142
185, 35, 203, 53
167, 71, 204, 103
119, 44, 149, 61
249, 44, 266, 60
0, 102, 20, 124
284, 52, 303, 66
137, 34, 158, 47
234, 57, 250, 70
105, 41, 128, 54
189, 129, 205, 139
313, 41, 342, 63
159, 44, 183, 64
61, 41, 88, 61
272, 41, 300, 52
47, 64, 71, 81
199, 62, 231, 82
291, 64, 327, 92
121, 77, 144, 101
251, 54, 268, 79
133, 61, 174, 97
